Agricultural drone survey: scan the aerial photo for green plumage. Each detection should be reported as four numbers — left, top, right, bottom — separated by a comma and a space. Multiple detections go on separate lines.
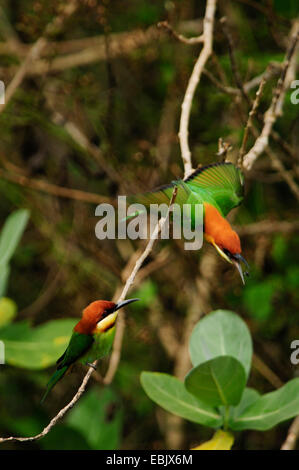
41, 328, 116, 403
128, 162, 244, 223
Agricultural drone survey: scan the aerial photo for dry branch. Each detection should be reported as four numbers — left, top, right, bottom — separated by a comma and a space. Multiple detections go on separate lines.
243, 28, 299, 170
281, 415, 299, 450
0, 0, 80, 112
178, 0, 217, 178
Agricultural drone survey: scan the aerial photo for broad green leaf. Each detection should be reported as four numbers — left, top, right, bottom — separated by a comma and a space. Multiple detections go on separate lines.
0, 264, 10, 297
0, 209, 30, 266
192, 430, 234, 450
67, 388, 123, 450
243, 280, 277, 321
185, 356, 247, 407
189, 310, 252, 377
230, 388, 260, 421
0, 319, 77, 369
141, 372, 222, 428
230, 378, 299, 431
0, 297, 17, 328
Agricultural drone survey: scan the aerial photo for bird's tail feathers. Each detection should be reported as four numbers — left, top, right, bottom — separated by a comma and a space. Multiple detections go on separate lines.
41, 365, 68, 404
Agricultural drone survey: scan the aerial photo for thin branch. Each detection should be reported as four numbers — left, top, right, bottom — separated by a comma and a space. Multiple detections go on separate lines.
0, 168, 112, 205
157, 21, 204, 45
0, 0, 79, 112
281, 415, 299, 450
178, 0, 217, 178
238, 77, 267, 165
103, 187, 178, 385
235, 220, 299, 236
220, 16, 251, 106
243, 28, 299, 170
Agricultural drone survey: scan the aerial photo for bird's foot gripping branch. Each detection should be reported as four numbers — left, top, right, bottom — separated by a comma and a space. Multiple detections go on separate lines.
141, 310, 299, 450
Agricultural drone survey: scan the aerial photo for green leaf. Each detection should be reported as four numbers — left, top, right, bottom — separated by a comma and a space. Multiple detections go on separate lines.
0, 209, 30, 266
67, 388, 123, 450
0, 319, 77, 369
243, 280, 277, 321
189, 310, 252, 377
0, 297, 17, 328
230, 388, 260, 421
192, 430, 234, 450
141, 372, 222, 428
0, 264, 10, 297
230, 378, 299, 431
185, 356, 247, 407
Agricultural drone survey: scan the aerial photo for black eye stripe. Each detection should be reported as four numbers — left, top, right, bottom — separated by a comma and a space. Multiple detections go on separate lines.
101, 307, 115, 320
223, 248, 232, 257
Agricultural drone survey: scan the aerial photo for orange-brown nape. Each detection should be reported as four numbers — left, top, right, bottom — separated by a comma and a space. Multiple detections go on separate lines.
74, 300, 115, 335
203, 202, 241, 254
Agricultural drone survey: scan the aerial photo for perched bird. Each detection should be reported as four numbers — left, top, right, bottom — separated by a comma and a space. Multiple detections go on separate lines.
41, 298, 139, 402
129, 162, 249, 283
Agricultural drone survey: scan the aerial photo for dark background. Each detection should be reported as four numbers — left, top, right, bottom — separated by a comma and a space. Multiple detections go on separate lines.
0, 0, 298, 450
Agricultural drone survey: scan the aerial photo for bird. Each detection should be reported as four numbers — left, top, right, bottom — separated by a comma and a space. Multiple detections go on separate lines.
41, 298, 139, 402
128, 162, 249, 283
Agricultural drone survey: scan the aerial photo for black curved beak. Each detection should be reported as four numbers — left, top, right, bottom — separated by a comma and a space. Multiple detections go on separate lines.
113, 298, 140, 312
231, 254, 250, 285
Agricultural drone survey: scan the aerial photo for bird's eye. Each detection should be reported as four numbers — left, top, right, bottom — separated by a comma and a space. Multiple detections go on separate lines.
223, 248, 232, 259
101, 310, 110, 320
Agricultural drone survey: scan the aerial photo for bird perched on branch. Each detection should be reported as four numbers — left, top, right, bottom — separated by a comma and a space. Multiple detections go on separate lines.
129, 162, 249, 283
41, 298, 139, 402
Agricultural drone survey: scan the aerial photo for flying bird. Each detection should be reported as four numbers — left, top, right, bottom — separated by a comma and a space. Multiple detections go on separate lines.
129, 162, 249, 283
41, 298, 139, 402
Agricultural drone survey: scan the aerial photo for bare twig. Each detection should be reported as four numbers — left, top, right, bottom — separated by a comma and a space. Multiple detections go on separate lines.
0, 168, 112, 205
157, 21, 204, 45
281, 415, 299, 450
0, 0, 80, 112
243, 29, 299, 170
252, 353, 283, 389
220, 17, 250, 106
238, 77, 267, 165
178, 0, 217, 178
235, 220, 299, 236
217, 137, 232, 161
103, 187, 178, 385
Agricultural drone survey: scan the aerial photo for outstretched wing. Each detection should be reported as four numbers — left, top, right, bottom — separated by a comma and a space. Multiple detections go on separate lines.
129, 182, 185, 208
56, 331, 94, 369
185, 162, 244, 216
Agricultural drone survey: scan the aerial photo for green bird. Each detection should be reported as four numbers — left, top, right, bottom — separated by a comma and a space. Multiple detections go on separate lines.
41, 298, 139, 402
129, 162, 249, 283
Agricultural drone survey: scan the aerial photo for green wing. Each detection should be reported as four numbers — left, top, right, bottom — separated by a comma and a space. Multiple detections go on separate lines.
128, 181, 206, 230
185, 162, 244, 216
56, 331, 94, 369
129, 181, 187, 208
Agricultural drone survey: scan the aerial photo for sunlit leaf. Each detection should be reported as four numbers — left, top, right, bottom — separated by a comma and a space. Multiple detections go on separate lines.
192, 430, 234, 450
189, 310, 252, 377
0, 265, 10, 298
0, 297, 17, 328
0, 209, 30, 266
141, 372, 222, 428
230, 378, 299, 431
0, 319, 77, 369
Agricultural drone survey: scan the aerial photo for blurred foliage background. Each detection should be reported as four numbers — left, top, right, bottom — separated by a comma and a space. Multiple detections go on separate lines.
0, 0, 299, 450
